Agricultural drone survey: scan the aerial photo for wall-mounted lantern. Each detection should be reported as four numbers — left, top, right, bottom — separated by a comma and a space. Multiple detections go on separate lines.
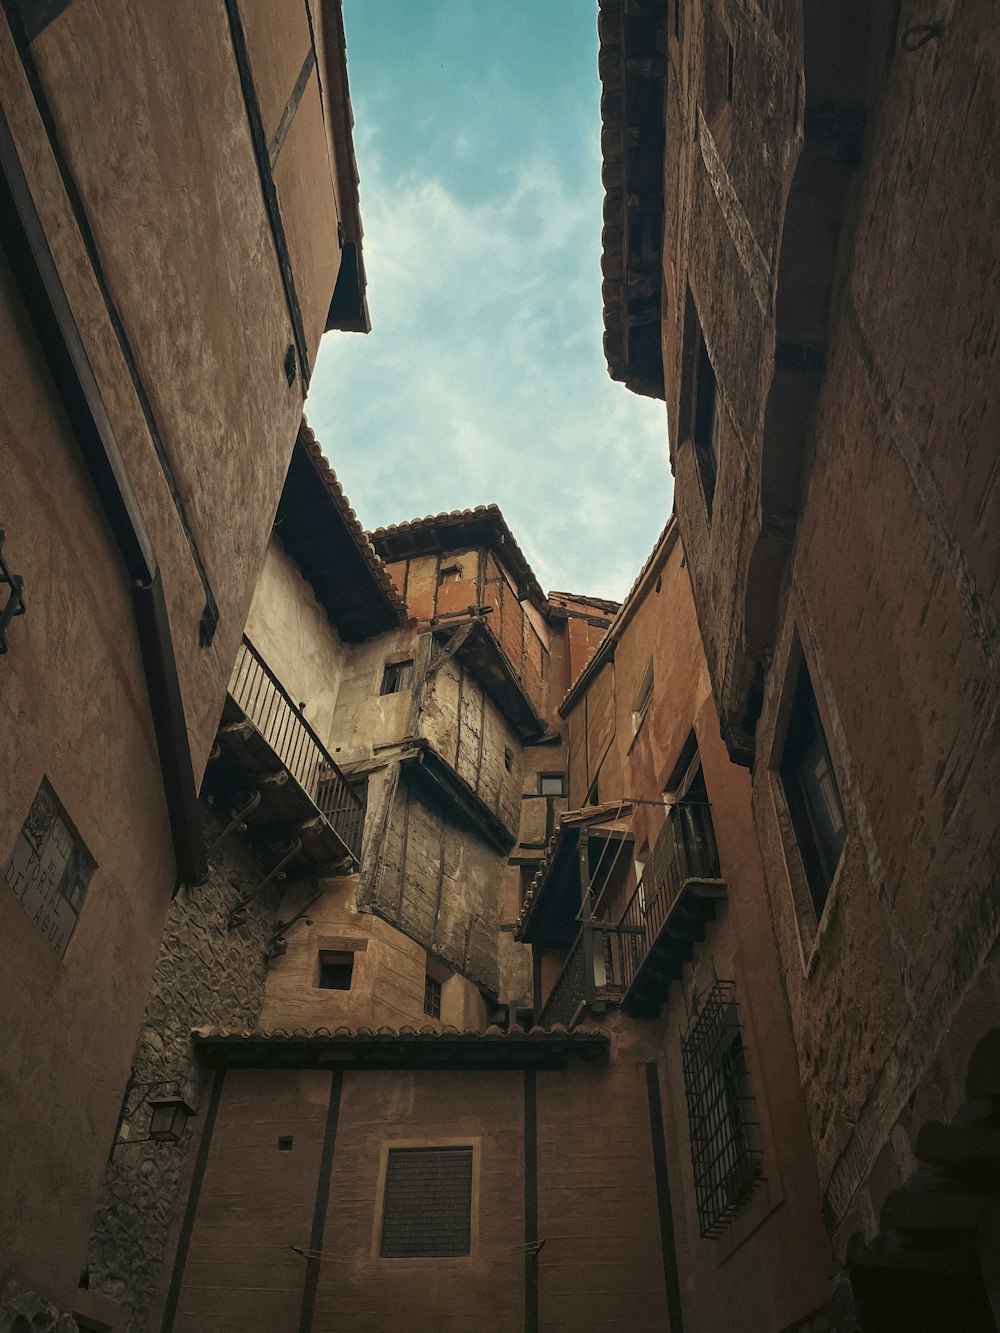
147, 1094, 197, 1144
110, 1068, 197, 1158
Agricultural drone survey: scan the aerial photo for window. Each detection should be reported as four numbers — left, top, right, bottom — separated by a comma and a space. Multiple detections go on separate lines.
631, 661, 654, 736
673, 0, 680, 40
380, 1147, 473, 1258
726, 39, 735, 101
778, 658, 846, 920
424, 973, 442, 1019
538, 773, 566, 798
317, 951, 354, 990
381, 659, 413, 694
681, 980, 763, 1238
438, 564, 462, 585
683, 291, 721, 518
504, 747, 514, 774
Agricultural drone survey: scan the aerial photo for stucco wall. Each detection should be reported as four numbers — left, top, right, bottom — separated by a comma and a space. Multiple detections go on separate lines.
150, 1039, 668, 1333
244, 535, 348, 750
260, 875, 489, 1032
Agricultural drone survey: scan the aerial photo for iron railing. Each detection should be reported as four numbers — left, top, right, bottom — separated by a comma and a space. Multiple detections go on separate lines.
614, 802, 720, 995
228, 637, 365, 859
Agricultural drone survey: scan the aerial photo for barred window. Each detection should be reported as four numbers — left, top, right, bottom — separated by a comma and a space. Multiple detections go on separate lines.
380, 1147, 473, 1258
681, 980, 763, 1237
424, 973, 442, 1019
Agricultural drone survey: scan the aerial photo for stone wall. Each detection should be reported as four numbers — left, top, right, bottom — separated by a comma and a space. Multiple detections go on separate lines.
85, 809, 282, 1331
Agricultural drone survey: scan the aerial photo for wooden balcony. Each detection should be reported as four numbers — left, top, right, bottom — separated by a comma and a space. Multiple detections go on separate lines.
209, 637, 365, 878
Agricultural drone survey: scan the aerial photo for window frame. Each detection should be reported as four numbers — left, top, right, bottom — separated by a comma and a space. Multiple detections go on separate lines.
372, 1139, 480, 1261
380, 658, 414, 695
316, 949, 355, 991
538, 772, 566, 798
423, 972, 442, 1019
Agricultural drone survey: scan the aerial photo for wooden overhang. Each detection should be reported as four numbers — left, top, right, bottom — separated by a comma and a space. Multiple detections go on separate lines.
192, 1024, 610, 1072
275, 422, 406, 643
598, 0, 667, 399
434, 617, 546, 740
320, 0, 371, 333
371, 505, 548, 615
399, 739, 516, 854
516, 804, 635, 949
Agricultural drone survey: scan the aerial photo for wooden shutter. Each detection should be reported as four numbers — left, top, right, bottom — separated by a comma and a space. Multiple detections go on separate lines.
380, 1147, 473, 1257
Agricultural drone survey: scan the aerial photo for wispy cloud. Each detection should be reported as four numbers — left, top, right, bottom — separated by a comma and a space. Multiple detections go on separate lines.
306, 52, 671, 601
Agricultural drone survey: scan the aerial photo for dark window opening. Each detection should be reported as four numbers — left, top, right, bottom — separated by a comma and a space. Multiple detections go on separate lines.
318, 951, 354, 990
438, 564, 462, 585
682, 290, 721, 519
674, 0, 680, 39
504, 748, 514, 774
682, 980, 763, 1238
727, 40, 735, 101
380, 1146, 473, 1258
277, 1135, 294, 1151
538, 773, 566, 797
381, 659, 414, 694
424, 973, 442, 1019
778, 658, 846, 920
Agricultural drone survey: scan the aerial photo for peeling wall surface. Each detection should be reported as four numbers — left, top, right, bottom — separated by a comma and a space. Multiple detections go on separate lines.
368, 776, 505, 995
244, 536, 348, 748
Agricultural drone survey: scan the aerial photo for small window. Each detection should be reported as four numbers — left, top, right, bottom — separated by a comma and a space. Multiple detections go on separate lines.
317, 951, 354, 990
538, 773, 566, 798
673, 0, 680, 40
424, 974, 442, 1019
727, 40, 735, 101
683, 291, 721, 518
380, 1147, 473, 1258
681, 980, 763, 1238
778, 658, 846, 920
438, 564, 462, 586
381, 659, 414, 695
631, 661, 654, 736
504, 747, 514, 774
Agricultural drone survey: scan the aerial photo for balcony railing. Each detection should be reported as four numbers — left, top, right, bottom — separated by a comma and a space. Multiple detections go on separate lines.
228, 637, 365, 860
613, 802, 723, 1015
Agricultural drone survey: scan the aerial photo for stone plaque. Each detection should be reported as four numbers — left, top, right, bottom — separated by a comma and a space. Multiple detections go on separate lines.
4, 778, 95, 958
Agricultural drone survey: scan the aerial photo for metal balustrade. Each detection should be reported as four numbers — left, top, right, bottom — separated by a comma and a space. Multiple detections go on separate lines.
614, 801, 720, 996
228, 637, 365, 860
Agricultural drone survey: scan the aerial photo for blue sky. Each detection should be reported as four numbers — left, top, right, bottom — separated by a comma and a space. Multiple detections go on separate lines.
306, 0, 671, 600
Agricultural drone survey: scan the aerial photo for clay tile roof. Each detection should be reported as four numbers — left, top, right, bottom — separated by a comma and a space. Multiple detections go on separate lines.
191, 1024, 609, 1070
597, 0, 666, 400
275, 419, 407, 639
370, 504, 548, 612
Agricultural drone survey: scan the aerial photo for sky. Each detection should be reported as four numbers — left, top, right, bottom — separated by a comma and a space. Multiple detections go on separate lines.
305, 0, 671, 601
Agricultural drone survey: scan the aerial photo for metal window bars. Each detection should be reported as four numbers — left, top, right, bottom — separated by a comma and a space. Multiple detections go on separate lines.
228, 637, 365, 860
681, 979, 764, 1238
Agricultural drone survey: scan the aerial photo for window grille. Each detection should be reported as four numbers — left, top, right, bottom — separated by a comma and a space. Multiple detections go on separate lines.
424, 974, 442, 1019
380, 1147, 473, 1257
681, 980, 763, 1238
